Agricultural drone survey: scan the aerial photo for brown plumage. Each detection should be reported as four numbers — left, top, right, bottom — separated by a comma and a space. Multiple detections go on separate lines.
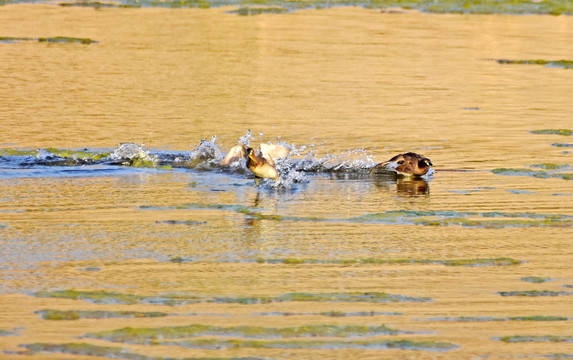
370, 152, 433, 177
246, 147, 279, 185
221, 143, 289, 184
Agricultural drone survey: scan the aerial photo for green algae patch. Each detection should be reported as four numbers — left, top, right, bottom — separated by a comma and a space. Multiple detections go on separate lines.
492, 168, 573, 181
0, 36, 97, 44
4, 0, 572, 14
34, 290, 202, 306
512, 316, 570, 321
531, 129, 573, 136
272, 292, 431, 303
352, 209, 573, 227
45, 148, 109, 161
498, 335, 573, 343
253, 310, 402, 317
531, 163, 570, 170
318, 310, 401, 317
229, 6, 289, 15
153, 204, 573, 228
127, 158, 160, 168
521, 276, 553, 283
0, 328, 18, 336
0, 148, 39, 156
211, 292, 430, 304
497, 59, 573, 69
425, 315, 570, 322
19, 342, 264, 359
86, 324, 402, 344
20, 343, 132, 359
544, 354, 573, 359
34, 289, 429, 305
166, 338, 458, 351
0, 36, 29, 43
157, 220, 207, 226
255, 257, 522, 267
0, 147, 109, 166
497, 290, 573, 297
35, 309, 169, 320
59, 1, 135, 8
440, 258, 521, 266
38, 36, 98, 44
35, 290, 147, 304
408, 0, 573, 15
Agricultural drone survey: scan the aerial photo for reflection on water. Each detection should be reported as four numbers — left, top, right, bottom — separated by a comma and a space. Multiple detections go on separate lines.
371, 172, 430, 197
1, 4, 572, 360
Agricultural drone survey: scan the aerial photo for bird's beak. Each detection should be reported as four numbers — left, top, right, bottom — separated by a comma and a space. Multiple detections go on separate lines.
247, 148, 258, 163
425, 159, 433, 166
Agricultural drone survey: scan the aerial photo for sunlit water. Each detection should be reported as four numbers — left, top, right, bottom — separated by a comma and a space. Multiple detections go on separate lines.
1, 5, 572, 360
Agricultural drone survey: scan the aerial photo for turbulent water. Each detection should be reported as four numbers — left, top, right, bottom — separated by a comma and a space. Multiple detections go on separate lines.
0, 135, 387, 185
1, 4, 573, 360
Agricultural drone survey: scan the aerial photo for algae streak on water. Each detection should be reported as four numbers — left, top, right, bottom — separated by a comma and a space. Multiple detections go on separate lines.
255, 257, 522, 266
530, 129, 573, 136
19, 342, 263, 360
165, 338, 459, 351
85, 324, 402, 343
497, 290, 573, 297
520, 276, 554, 283
498, 335, 573, 343
497, 59, 573, 69
16, 0, 573, 14
35, 309, 170, 320
35, 290, 431, 305
425, 315, 570, 322
0, 36, 97, 44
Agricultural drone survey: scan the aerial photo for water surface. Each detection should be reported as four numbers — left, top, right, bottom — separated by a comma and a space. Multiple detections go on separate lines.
1, 5, 572, 360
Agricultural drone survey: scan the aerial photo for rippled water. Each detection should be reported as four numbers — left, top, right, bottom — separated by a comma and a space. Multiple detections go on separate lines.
1, 4, 572, 360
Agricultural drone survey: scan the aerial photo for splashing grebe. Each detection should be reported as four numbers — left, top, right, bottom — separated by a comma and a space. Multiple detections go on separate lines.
370, 152, 433, 177
221, 143, 290, 184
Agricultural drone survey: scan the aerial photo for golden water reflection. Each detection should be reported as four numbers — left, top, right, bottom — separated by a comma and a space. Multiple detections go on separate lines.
0, 4, 572, 360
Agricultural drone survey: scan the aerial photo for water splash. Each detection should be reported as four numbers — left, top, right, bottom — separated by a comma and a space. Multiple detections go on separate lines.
185, 136, 224, 170
0, 134, 423, 187
298, 148, 375, 173
238, 129, 255, 147
109, 143, 157, 166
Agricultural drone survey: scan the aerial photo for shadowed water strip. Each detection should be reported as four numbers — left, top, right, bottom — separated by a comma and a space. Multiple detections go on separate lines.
17, 343, 264, 360
84, 324, 406, 344
35, 290, 431, 305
